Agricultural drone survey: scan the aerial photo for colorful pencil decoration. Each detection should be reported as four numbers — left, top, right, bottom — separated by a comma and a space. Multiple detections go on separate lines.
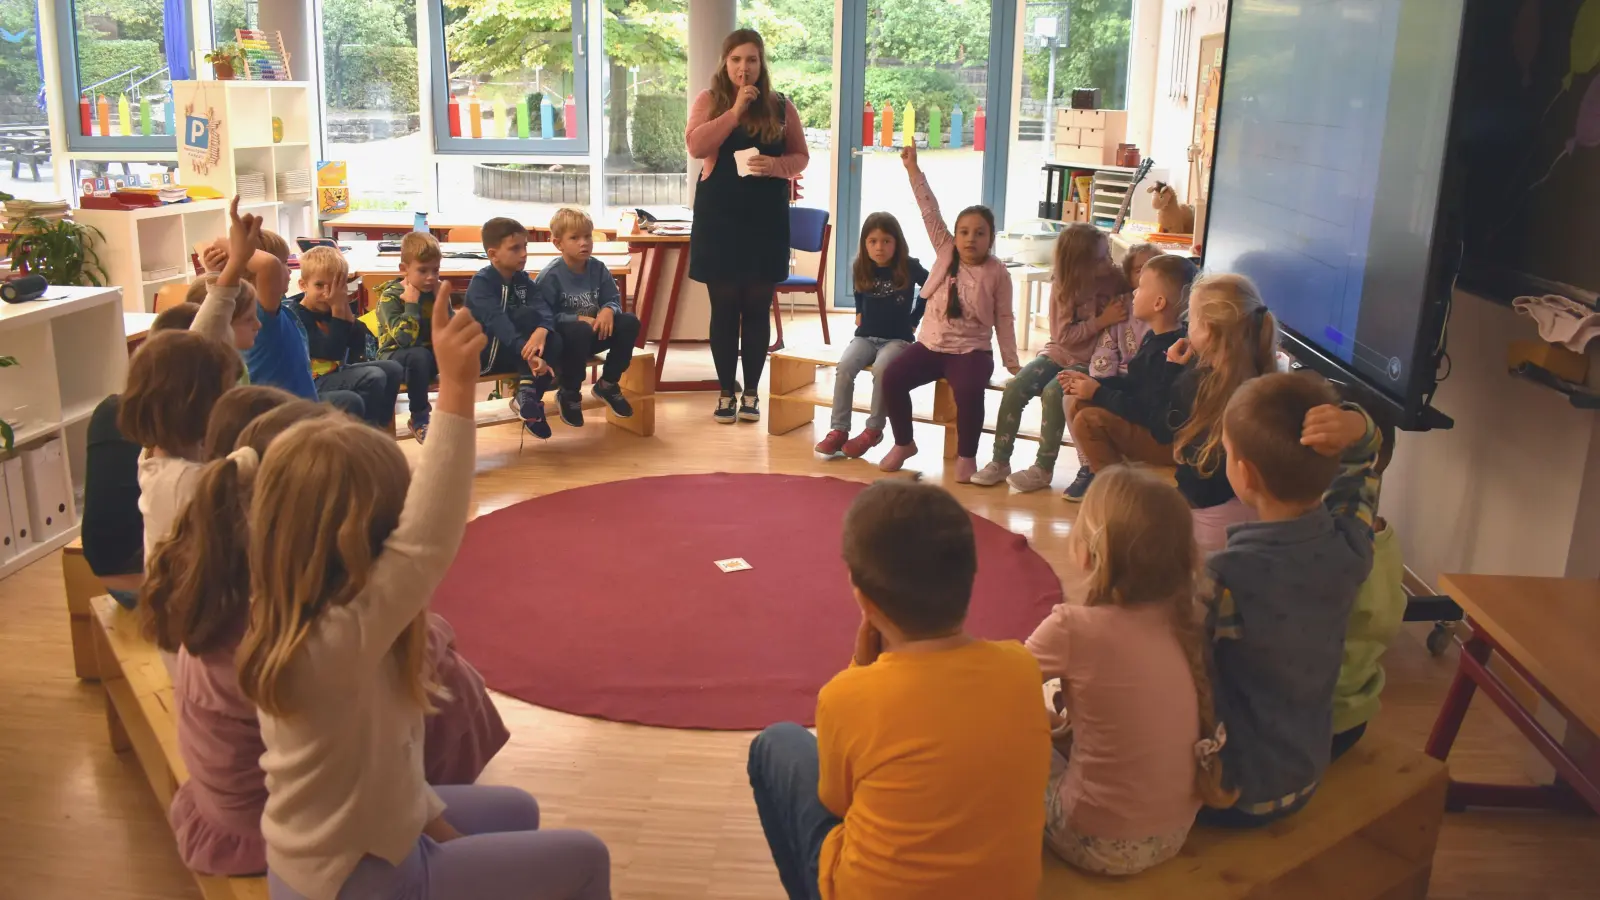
902, 101, 916, 148
880, 102, 894, 147
517, 97, 531, 138
234, 29, 292, 81
973, 103, 986, 152
117, 94, 132, 135
950, 105, 962, 149
863, 101, 874, 147
563, 95, 577, 138
96, 93, 110, 136
540, 95, 554, 139
139, 94, 152, 135
78, 95, 91, 136
469, 92, 482, 138
493, 97, 508, 138
927, 106, 943, 150
165, 87, 176, 136
448, 94, 462, 137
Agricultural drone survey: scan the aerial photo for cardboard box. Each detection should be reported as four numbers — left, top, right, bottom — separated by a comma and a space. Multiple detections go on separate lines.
1054, 144, 1104, 166
1056, 126, 1081, 146
1078, 126, 1105, 148
1060, 109, 1127, 145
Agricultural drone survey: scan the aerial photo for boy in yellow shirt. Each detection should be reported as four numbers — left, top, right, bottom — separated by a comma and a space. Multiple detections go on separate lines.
747, 481, 1052, 900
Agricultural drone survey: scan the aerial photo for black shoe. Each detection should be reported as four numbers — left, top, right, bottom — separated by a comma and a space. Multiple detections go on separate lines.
557, 390, 585, 427
592, 380, 633, 418
714, 393, 737, 424
516, 384, 552, 440
1062, 466, 1094, 502
738, 391, 761, 423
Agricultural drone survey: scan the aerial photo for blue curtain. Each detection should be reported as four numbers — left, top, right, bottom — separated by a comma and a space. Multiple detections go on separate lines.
164, 0, 191, 80
32, 1, 44, 110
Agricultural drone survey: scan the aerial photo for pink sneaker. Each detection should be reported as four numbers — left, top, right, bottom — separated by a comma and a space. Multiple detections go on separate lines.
879, 441, 918, 472
953, 456, 978, 483
842, 428, 883, 458
814, 430, 848, 455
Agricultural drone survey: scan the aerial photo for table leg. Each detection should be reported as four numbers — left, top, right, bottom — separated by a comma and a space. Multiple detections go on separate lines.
655, 246, 717, 391
631, 243, 660, 350
1424, 629, 1486, 762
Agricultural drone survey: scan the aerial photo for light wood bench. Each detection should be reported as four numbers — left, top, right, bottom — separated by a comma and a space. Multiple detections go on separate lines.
1038, 735, 1448, 899
769, 344, 1067, 459
64, 541, 104, 680
92, 596, 269, 900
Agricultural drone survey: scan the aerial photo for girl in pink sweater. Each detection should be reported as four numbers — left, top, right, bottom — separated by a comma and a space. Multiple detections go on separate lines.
878, 146, 1020, 482
1024, 465, 1235, 875
141, 387, 511, 879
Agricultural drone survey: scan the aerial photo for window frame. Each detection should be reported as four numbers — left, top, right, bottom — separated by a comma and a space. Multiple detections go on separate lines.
427, 0, 591, 156
53, 0, 189, 152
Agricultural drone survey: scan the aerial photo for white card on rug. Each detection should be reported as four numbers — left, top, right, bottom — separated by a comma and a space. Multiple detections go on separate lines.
715, 557, 752, 573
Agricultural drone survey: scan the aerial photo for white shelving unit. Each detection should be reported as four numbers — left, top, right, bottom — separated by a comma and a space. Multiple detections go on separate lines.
171, 80, 315, 240
77, 199, 231, 312
0, 287, 127, 579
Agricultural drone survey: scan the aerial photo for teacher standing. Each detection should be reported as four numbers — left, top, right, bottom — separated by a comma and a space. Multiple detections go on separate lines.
686, 28, 810, 424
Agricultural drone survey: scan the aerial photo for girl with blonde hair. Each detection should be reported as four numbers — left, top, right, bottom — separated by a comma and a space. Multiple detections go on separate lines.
1025, 465, 1235, 875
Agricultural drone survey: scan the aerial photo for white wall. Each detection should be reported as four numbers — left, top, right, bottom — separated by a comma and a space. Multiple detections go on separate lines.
1148, 0, 1229, 202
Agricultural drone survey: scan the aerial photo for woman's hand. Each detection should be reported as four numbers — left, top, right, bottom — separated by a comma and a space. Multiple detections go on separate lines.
745, 154, 775, 177
732, 84, 759, 116
1166, 337, 1194, 365
900, 145, 920, 176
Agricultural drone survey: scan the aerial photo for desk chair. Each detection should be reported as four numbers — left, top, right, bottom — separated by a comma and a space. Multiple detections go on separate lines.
154, 282, 190, 313
770, 206, 832, 352
448, 225, 483, 244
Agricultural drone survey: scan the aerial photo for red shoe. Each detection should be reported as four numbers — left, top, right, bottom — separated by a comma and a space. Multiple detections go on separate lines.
842, 428, 883, 458
815, 430, 848, 455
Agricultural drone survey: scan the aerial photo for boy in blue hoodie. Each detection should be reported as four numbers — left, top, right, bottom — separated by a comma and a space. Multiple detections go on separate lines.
538, 207, 639, 427
465, 217, 563, 439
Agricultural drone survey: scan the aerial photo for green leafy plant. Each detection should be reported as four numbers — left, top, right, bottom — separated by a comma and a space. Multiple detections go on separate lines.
205, 40, 245, 77
5, 217, 107, 287
0, 355, 18, 453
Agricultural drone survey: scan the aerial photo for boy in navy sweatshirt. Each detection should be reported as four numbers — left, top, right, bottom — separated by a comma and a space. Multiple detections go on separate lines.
538, 207, 639, 427
1058, 254, 1198, 500
284, 246, 403, 428
465, 217, 563, 439
1201, 372, 1380, 826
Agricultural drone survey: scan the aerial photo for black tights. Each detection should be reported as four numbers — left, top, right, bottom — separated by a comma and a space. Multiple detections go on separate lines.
707, 281, 774, 395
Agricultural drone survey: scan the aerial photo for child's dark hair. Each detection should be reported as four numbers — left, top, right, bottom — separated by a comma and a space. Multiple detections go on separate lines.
1050, 223, 1110, 313
152, 302, 202, 332
141, 399, 333, 654
853, 211, 912, 293
481, 217, 528, 251
118, 331, 243, 456
841, 481, 975, 638
1143, 255, 1199, 315
943, 205, 996, 320
1223, 371, 1343, 505
203, 385, 300, 460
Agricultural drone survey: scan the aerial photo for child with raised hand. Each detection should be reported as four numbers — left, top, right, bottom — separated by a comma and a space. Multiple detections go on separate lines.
975, 224, 1125, 492
1057, 255, 1198, 501
376, 231, 448, 443
878, 147, 1020, 482
237, 298, 608, 900
1026, 465, 1234, 874
814, 211, 928, 458
748, 480, 1049, 900
142, 386, 510, 879
286, 246, 404, 429
467, 217, 563, 440
1200, 372, 1380, 827
538, 207, 640, 427
1163, 273, 1278, 551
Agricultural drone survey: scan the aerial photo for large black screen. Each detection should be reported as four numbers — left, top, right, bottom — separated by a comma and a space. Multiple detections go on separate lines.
1204, 0, 1464, 428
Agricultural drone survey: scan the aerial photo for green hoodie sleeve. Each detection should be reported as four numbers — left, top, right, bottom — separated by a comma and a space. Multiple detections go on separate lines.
376, 278, 423, 355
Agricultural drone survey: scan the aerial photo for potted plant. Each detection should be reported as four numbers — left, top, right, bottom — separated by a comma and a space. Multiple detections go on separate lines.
5, 217, 106, 287
206, 42, 244, 80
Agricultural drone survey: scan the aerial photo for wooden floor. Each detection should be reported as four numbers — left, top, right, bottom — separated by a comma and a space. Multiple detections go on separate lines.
3, 313, 1598, 899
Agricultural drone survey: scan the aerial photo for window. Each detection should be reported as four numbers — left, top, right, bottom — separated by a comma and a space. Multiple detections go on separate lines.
430, 0, 590, 154
210, 0, 254, 44
434, 159, 592, 227
600, 0, 687, 218
1, 1, 55, 200
319, 0, 424, 212
54, 0, 190, 150
736, 0, 834, 214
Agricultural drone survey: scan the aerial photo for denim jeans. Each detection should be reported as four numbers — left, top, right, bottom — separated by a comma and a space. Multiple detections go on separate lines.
992, 355, 1065, 470
315, 360, 403, 428
831, 336, 909, 432
747, 723, 841, 900
389, 346, 437, 423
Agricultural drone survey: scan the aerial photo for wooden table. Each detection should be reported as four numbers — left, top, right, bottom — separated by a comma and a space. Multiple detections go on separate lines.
619, 232, 708, 391
1426, 574, 1600, 814
124, 312, 158, 348
323, 211, 620, 242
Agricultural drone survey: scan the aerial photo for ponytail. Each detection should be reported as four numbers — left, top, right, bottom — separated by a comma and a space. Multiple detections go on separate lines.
140, 452, 256, 655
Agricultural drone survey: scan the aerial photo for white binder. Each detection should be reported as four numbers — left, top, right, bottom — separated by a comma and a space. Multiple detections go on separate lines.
22, 438, 72, 541
0, 460, 17, 562
2, 455, 30, 552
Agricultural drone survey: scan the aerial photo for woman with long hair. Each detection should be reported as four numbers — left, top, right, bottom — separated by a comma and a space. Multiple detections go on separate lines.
685, 28, 810, 423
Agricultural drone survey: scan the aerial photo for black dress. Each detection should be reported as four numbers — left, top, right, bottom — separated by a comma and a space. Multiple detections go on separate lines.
689, 97, 792, 285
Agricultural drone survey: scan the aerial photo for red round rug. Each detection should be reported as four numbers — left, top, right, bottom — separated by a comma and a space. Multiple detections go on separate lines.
431, 474, 1063, 730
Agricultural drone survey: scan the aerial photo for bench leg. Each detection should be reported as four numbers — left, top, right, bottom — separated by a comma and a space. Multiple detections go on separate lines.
91, 624, 132, 752
767, 357, 817, 436
933, 381, 959, 459
609, 354, 656, 438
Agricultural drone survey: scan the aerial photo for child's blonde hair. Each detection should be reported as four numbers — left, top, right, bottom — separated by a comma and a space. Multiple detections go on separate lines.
1074, 465, 1238, 808
400, 231, 442, 266
258, 229, 291, 264
185, 272, 259, 322
237, 416, 437, 717
298, 245, 348, 283
548, 207, 594, 242
1050, 223, 1110, 312
1174, 273, 1279, 477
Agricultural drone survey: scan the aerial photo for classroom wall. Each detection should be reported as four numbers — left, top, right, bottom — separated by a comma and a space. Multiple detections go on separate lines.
1383, 291, 1600, 585
1148, 0, 1230, 202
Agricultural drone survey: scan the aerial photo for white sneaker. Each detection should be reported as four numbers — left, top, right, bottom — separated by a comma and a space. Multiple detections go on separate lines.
969, 461, 1011, 486
1007, 465, 1053, 493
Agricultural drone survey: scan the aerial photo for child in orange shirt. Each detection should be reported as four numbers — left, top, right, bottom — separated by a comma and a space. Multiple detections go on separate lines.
747, 481, 1051, 900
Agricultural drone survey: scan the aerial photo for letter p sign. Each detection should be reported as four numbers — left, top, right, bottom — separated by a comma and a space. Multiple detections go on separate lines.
185, 116, 210, 150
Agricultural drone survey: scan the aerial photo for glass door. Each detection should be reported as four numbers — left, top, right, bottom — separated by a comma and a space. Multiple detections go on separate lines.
833, 0, 1017, 305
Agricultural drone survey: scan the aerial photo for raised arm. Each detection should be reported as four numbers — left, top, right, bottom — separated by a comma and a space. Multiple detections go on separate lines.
766, 99, 811, 179
1315, 403, 1381, 554
193, 198, 258, 341
685, 90, 739, 160
904, 151, 952, 254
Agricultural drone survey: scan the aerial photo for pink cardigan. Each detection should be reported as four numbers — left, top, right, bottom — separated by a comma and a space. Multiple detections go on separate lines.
685, 90, 809, 181
910, 172, 1020, 368
1043, 269, 1128, 368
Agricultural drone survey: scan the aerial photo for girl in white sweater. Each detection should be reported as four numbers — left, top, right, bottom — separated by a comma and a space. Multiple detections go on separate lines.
239, 296, 610, 900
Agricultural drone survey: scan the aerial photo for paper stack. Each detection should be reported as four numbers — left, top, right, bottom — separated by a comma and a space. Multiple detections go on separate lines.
158, 185, 189, 204
3, 198, 70, 225
276, 170, 311, 201
237, 171, 268, 202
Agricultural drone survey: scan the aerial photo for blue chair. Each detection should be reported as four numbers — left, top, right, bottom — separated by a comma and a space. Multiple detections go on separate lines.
770, 205, 833, 351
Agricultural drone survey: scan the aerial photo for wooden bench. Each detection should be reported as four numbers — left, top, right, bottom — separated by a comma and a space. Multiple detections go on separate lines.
1039, 735, 1448, 899
91, 596, 269, 900
769, 344, 1067, 459
63, 541, 104, 680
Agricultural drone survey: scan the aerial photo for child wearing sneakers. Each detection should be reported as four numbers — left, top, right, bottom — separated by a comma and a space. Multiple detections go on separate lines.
538, 207, 639, 427
814, 211, 928, 458
466, 217, 563, 440
748, 480, 1050, 900
1057, 255, 1198, 500
286, 246, 404, 429
1200, 372, 1380, 826
376, 232, 451, 443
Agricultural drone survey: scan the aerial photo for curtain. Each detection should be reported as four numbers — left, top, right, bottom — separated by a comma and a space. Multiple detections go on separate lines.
164, 0, 192, 81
